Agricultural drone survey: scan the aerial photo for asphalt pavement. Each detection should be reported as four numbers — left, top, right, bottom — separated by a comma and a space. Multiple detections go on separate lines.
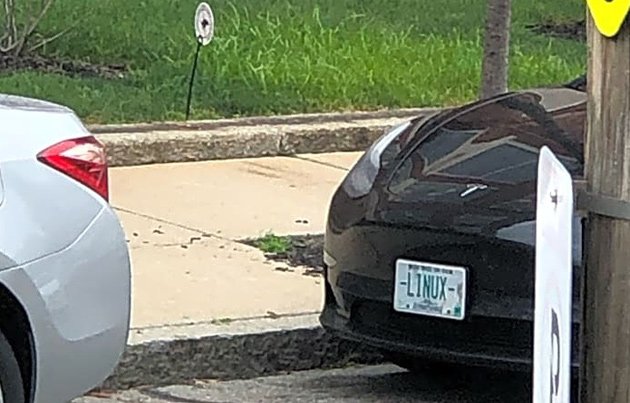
77, 364, 535, 402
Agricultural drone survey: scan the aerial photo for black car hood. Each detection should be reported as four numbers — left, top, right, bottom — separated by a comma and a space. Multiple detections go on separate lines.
370, 87, 586, 259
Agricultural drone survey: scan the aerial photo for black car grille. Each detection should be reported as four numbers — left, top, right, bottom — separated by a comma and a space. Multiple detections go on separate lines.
348, 299, 581, 364
352, 300, 532, 350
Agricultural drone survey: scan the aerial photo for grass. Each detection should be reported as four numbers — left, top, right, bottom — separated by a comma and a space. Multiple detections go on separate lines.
0, 0, 586, 123
253, 232, 292, 255
210, 317, 234, 326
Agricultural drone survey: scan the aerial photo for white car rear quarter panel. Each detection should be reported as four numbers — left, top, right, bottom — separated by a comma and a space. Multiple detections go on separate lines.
0, 99, 100, 267
0, 96, 131, 402
0, 206, 131, 403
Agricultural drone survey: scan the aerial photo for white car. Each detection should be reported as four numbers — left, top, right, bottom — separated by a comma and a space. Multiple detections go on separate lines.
0, 94, 131, 403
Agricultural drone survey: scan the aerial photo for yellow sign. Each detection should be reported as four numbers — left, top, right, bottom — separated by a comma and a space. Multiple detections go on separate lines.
587, 0, 630, 37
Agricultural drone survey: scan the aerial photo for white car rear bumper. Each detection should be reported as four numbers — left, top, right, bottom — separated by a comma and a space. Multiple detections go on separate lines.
0, 206, 131, 403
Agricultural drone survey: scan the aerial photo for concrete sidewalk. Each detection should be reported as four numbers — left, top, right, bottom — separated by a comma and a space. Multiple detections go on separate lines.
110, 152, 362, 329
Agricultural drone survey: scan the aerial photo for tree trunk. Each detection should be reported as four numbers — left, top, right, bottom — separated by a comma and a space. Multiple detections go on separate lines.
480, 0, 512, 99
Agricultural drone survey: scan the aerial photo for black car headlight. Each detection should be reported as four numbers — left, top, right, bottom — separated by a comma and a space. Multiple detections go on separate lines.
341, 122, 410, 199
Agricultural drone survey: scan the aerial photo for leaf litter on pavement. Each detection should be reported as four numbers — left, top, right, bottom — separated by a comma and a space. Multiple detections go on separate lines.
241, 234, 324, 277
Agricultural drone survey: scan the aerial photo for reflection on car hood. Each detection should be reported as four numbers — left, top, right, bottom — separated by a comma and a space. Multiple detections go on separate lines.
371, 87, 586, 242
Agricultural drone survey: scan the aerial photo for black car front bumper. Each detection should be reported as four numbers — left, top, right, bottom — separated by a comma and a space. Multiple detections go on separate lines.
319, 265, 581, 373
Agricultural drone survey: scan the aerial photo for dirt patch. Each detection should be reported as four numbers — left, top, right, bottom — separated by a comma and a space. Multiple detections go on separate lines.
0, 54, 127, 79
242, 234, 324, 277
526, 20, 585, 42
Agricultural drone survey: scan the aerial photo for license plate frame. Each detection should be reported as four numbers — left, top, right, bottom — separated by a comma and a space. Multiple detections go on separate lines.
393, 258, 467, 321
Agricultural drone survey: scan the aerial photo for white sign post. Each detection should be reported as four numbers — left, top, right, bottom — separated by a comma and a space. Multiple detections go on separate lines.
533, 146, 573, 403
186, 2, 215, 120
195, 2, 215, 46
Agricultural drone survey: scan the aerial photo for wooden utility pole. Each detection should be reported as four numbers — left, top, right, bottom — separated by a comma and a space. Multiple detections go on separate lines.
580, 4, 630, 402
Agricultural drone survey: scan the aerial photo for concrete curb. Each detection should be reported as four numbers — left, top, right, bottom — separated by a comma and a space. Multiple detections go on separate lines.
93, 108, 440, 167
100, 313, 383, 390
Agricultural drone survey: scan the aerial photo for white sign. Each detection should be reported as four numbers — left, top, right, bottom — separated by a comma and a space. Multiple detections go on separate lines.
195, 2, 215, 46
533, 146, 573, 403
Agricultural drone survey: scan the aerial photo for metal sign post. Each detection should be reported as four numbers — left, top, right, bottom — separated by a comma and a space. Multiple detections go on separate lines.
533, 146, 573, 403
186, 2, 215, 120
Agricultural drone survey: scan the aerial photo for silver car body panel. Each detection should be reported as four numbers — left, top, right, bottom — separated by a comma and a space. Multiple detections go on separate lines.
0, 94, 131, 402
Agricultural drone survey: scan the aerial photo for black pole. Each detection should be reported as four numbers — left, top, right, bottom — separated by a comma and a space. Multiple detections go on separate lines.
185, 38, 203, 120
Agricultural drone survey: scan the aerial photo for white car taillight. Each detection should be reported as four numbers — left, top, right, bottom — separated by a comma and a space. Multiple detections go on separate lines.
37, 136, 109, 201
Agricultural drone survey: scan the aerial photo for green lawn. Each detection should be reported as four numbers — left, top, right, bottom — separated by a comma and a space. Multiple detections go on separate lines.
0, 0, 586, 124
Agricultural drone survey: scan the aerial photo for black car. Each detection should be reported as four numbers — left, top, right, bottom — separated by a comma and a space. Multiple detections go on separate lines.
319, 75, 587, 373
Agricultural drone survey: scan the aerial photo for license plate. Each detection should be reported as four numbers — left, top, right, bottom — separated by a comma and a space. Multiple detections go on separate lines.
393, 259, 467, 320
